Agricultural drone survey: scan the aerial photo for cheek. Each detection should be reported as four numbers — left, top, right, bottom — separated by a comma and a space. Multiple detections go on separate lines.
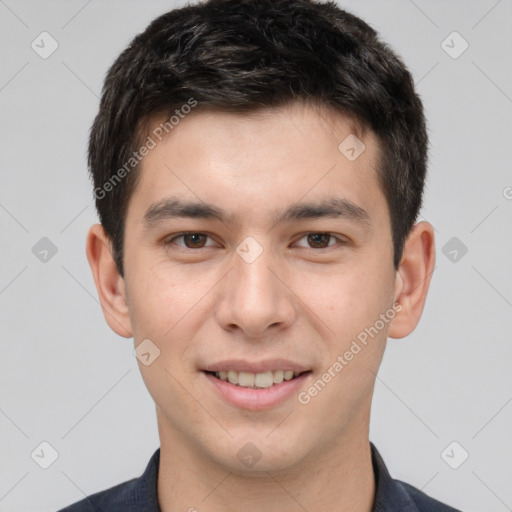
127, 263, 207, 339
295, 260, 393, 341
295, 266, 393, 424
126, 263, 219, 386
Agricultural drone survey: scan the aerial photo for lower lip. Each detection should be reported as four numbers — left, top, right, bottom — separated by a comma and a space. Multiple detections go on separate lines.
203, 372, 311, 411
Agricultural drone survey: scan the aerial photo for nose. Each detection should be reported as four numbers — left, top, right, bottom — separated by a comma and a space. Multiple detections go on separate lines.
214, 244, 296, 338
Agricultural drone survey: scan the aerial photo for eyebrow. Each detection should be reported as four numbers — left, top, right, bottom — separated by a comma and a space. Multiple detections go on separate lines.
142, 196, 371, 230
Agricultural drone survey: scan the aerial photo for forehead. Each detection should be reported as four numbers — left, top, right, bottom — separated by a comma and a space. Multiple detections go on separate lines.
126, 102, 387, 231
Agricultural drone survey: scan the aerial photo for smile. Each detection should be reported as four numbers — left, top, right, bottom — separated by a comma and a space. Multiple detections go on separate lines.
202, 365, 312, 410
210, 369, 303, 389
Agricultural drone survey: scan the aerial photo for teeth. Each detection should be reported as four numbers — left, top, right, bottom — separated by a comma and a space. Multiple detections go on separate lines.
213, 369, 304, 388
238, 371, 255, 387
273, 370, 284, 384
254, 371, 274, 388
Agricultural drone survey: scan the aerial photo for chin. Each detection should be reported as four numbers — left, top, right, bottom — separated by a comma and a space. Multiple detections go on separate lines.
210, 430, 310, 475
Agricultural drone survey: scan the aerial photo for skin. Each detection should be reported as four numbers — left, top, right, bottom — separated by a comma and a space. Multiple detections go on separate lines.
86, 101, 435, 512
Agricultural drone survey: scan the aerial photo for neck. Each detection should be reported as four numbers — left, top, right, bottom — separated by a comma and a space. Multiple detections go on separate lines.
156, 411, 376, 512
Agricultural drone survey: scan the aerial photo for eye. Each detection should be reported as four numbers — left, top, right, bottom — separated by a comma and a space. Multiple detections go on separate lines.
294, 233, 345, 249
164, 232, 216, 249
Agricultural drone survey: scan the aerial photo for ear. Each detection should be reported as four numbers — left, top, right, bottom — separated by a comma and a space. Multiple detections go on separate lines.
85, 223, 133, 338
388, 221, 436, 339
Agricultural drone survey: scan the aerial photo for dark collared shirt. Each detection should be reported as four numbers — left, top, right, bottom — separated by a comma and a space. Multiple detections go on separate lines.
57, 442, 462, 511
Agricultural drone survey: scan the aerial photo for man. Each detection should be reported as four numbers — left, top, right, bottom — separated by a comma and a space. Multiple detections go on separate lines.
58, 0, 462, 510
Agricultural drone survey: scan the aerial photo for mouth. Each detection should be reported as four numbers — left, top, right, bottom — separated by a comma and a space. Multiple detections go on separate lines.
204, 369, 310, 389
201, 364, 313, 410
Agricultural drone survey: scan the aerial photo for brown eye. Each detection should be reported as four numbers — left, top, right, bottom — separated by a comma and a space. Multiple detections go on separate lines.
306, 233, 333, 249
182, 234, 207, 248
165, 233, 213, 249
294, 233, 342, 249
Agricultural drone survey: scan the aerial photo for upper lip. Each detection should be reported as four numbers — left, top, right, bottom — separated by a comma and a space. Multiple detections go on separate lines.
202, 359, 311, 374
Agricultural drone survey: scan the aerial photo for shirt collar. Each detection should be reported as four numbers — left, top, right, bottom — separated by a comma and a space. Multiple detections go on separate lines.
136, 442, 420, 512
370, 441, 420, 511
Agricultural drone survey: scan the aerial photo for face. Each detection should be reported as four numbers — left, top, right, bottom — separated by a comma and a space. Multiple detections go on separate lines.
118, 102, 401, 472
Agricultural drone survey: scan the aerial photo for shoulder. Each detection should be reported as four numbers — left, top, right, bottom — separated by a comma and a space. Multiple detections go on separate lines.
370, 442, 463, 512
56, 477, 140, 512
56, 448, 161, 512
394, 480, 463, 512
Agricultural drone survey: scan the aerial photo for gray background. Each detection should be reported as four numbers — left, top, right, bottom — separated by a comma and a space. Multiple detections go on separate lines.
0, 1, 511, 511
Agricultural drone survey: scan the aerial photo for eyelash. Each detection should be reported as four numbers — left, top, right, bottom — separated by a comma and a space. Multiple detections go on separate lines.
163, 232, 347, 250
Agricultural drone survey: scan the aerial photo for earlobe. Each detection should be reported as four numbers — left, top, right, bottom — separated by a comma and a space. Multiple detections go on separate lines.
388, 221, 436, 339
85, 224, 133, 338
